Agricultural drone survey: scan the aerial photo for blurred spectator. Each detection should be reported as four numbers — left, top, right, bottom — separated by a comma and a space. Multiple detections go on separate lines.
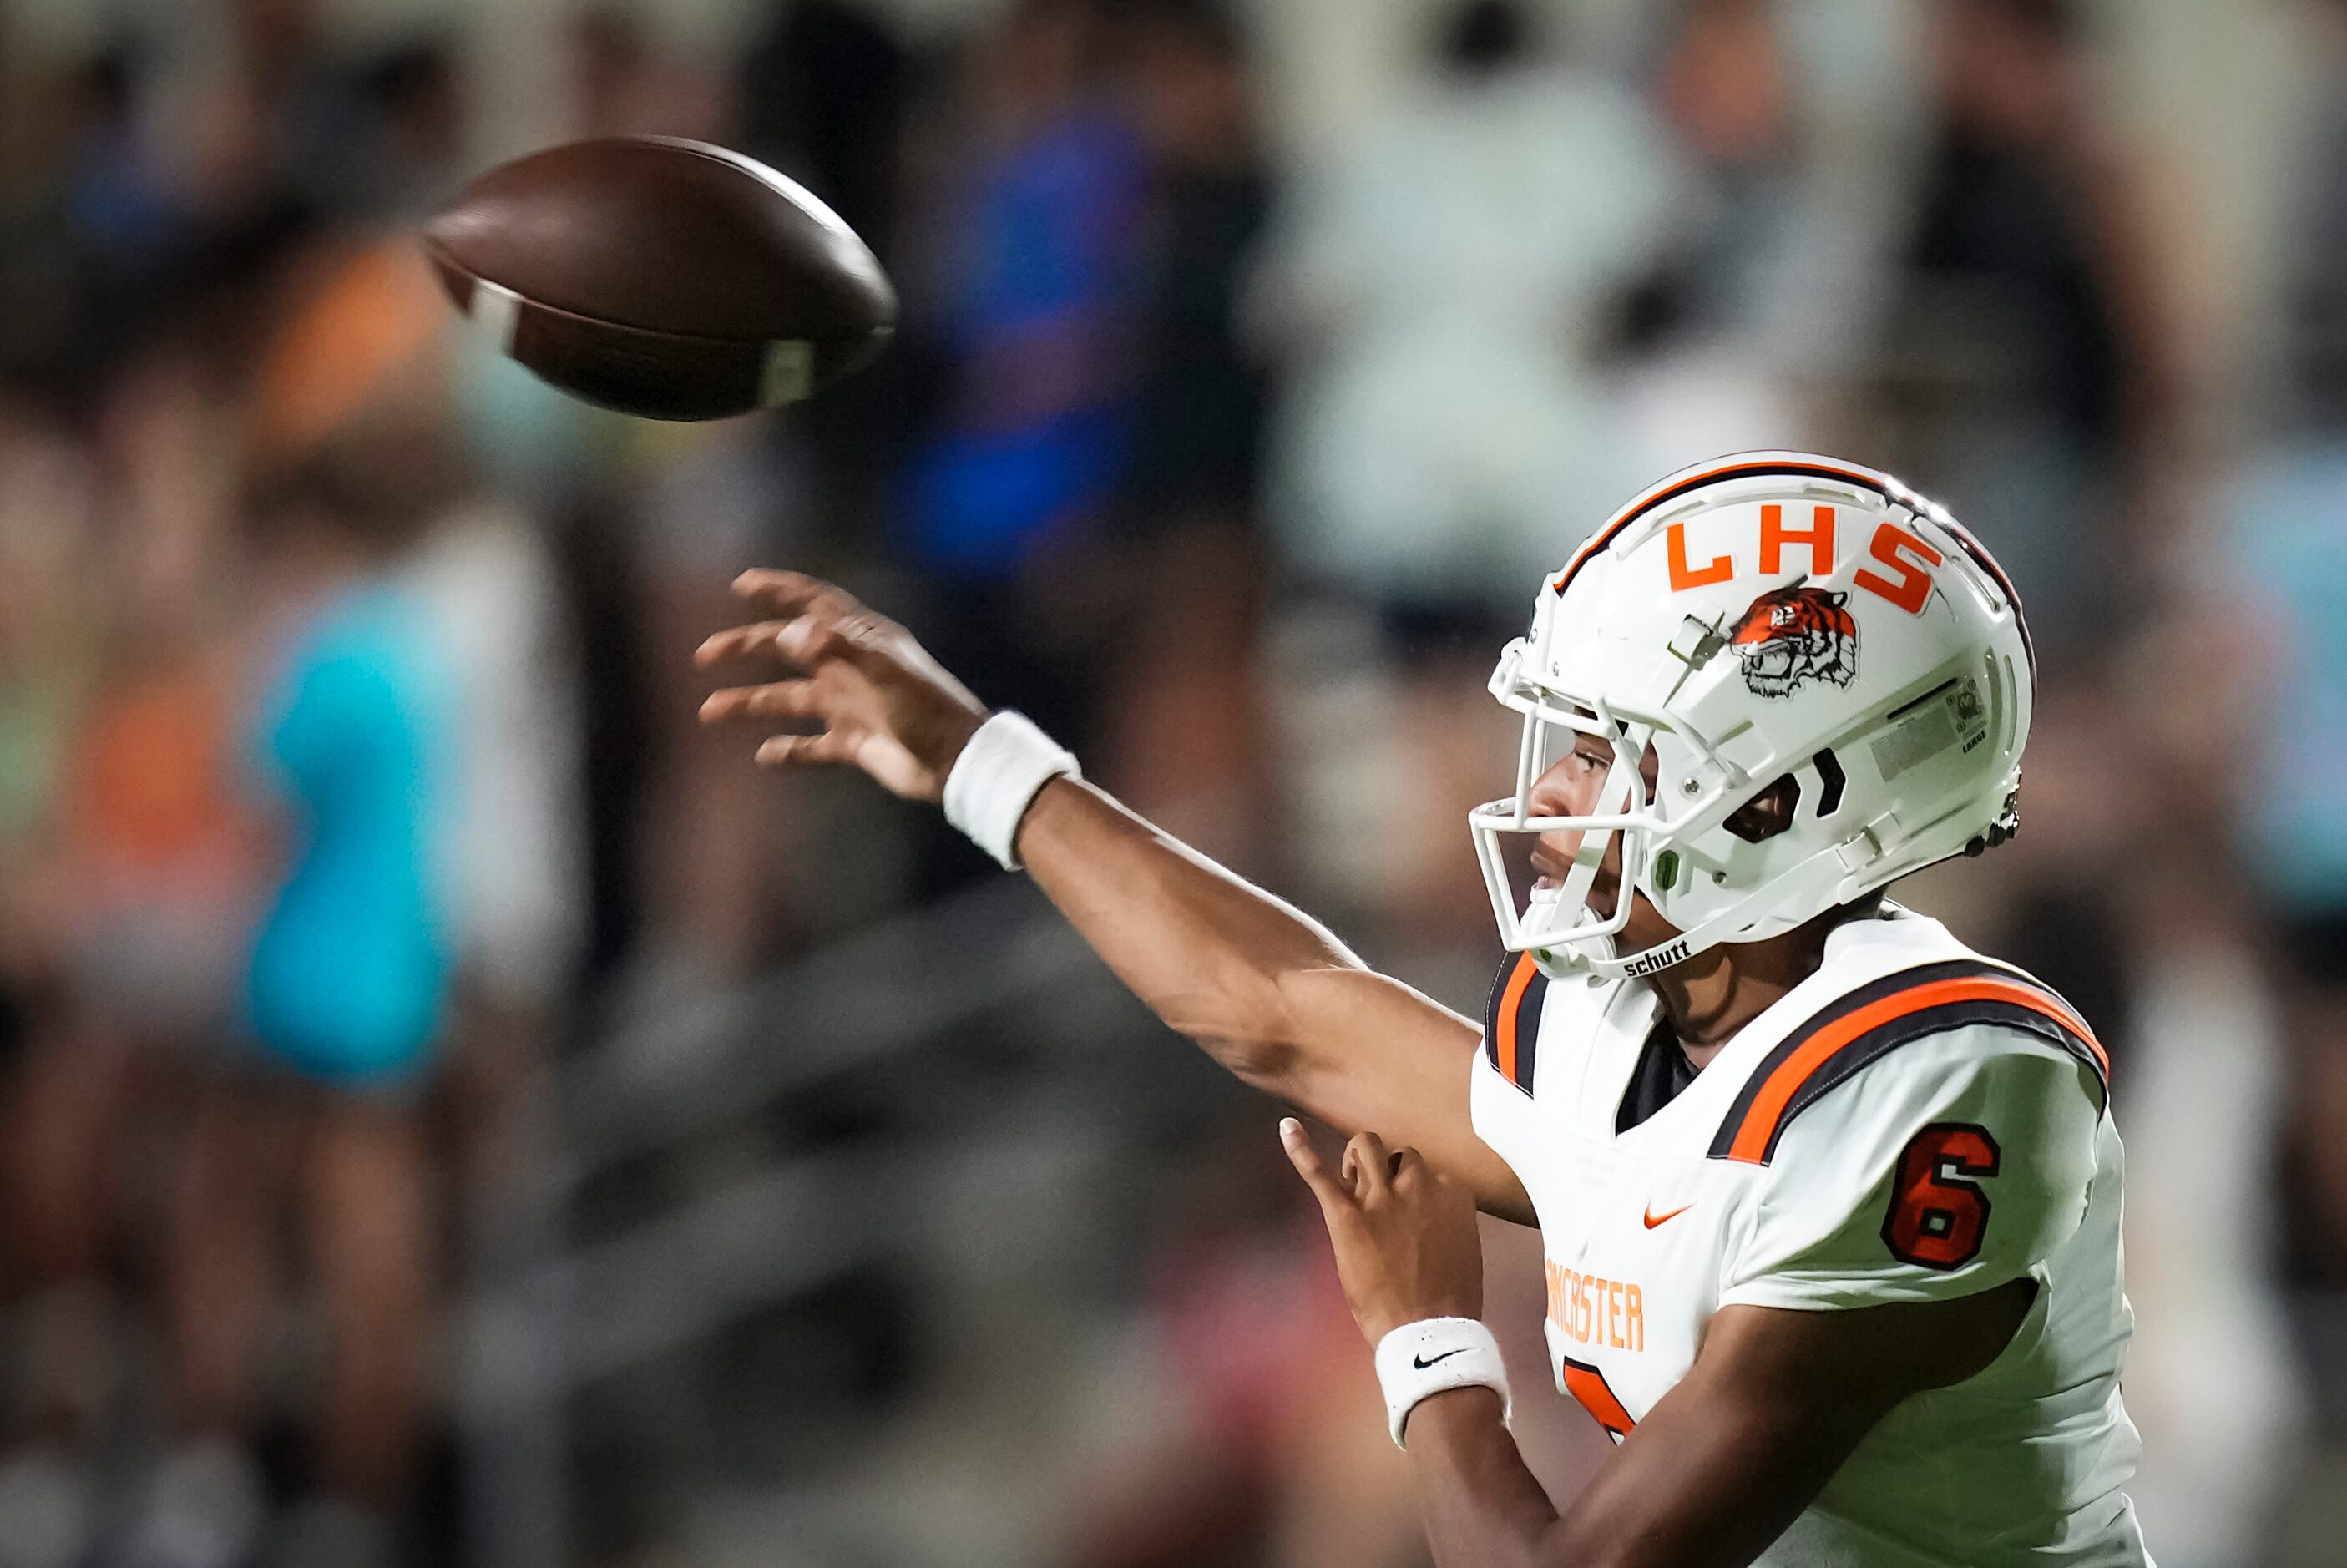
155, 0, 336, 273
1095, 0, 1276, 865
0, 401, 104, 1568
1607, 0, 1861, 462
0, 350, 256, 1568
1116, 1, 1269, 537
1634, 0, 1796, 350
896, 0, 1147, 753
2233, 0, 2347, 1302
135, 244, 468, 1568
401, 493, 585, 1186
2116, 934, 2306, 1568
1262, 0, 1687, 624
2232, 448, 2347, 1175
0, 45, 200, 402
58, 49, 200, 325
1872, 0, 2178, 655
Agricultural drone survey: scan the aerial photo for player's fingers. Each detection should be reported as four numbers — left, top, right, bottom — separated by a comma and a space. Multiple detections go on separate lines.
773, 610, 910, 684
753, 729, 859, 769
700, 680, 821, 723
1388, 1146, 1425, 1190
1280, 1118, 1352, 1212
771, 609, 866, 670
732, 569, 859, 618
1345, 1131, 1392, 1201
693, 621, 795, 668
822, 610, 913, 676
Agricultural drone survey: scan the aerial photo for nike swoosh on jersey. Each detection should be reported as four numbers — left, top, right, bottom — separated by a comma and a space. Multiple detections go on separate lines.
1642, 1203, 1693, 1229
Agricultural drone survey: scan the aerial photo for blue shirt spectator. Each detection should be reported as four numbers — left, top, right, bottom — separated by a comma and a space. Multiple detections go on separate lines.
900, 107, 1146, 578
2235, 446, 2347, 918
245, 584, 453, 1086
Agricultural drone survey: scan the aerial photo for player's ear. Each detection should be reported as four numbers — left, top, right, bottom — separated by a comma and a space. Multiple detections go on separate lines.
1722, 773, 1800, 843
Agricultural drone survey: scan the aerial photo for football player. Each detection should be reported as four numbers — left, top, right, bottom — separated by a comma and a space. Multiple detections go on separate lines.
698, 453, 2147, 1565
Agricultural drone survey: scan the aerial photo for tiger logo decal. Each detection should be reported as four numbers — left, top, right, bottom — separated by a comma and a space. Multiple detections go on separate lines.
1728, 586, 1858, 699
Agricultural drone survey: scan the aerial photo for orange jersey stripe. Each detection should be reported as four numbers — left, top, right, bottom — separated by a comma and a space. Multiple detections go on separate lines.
1722, 975, 2108, 1166
1560, 1356, 1636, 1439
1495, 951, 1540, 1088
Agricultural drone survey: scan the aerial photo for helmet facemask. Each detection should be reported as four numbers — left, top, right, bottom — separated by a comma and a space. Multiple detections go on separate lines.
1469, 640, 1721, 977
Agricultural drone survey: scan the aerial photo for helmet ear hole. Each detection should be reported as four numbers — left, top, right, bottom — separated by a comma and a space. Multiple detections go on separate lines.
1813, 748, 1846, 817
1723, 774, 1801, 843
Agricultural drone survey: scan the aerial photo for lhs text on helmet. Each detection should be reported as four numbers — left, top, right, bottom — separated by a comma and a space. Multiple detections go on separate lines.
1664, 502, 1945, 615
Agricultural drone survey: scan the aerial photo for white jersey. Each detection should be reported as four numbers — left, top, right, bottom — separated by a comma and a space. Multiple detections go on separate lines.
1470, 905, 2150, 1565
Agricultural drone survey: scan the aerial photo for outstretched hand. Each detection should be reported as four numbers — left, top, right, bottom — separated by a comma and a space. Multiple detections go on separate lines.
1282, 1119, 1485, 1343
696, 570, 989, 802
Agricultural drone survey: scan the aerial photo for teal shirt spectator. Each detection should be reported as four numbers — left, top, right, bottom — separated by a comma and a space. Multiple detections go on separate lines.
2238, 445, 2347, 914
245, 583, 454, 1085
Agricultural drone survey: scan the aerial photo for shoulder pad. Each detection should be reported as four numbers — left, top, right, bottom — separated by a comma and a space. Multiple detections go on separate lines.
1708, 959, 2107, 1166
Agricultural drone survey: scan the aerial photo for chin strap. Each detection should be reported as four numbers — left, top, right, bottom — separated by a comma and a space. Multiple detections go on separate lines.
1530, 840, 1874, 982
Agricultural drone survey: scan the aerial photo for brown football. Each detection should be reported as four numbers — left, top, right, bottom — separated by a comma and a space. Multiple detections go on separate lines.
422, 136, 896, 421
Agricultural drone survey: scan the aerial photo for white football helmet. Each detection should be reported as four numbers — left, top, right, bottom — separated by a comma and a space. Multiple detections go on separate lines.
1471, 452, 2033, 982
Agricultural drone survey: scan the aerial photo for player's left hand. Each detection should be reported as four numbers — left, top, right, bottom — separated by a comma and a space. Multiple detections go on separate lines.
1282, 1118, 1483, 1344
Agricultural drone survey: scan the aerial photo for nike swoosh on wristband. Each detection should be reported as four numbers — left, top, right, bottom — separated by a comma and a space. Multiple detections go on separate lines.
1413, 1348, 1468, 1370
1643, 1202, 1694, 1229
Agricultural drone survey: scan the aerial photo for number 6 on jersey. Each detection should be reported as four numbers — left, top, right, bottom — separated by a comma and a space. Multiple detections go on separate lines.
1882, 1123, 2000, 1270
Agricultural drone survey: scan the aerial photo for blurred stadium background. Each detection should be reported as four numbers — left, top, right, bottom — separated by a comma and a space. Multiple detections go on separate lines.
0, 0, 2339, 1564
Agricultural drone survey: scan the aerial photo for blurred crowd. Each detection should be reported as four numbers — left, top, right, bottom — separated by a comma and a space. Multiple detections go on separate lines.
0, 0, 2342, 1565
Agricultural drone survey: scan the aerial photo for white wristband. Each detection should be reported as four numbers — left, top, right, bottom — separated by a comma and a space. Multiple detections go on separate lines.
1373, 1317, 1510, 1449
942, 711, 1080, 871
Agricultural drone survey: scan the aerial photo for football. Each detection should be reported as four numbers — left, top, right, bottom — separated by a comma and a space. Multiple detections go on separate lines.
422, 136, 896, 421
